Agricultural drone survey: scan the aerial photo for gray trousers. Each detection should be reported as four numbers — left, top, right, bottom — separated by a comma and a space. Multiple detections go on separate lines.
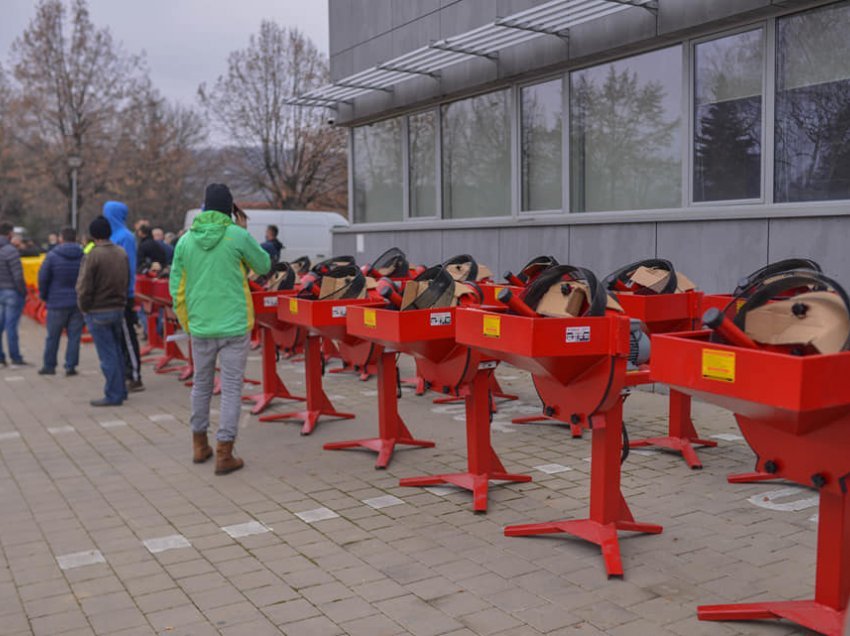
190, 334, 250, 442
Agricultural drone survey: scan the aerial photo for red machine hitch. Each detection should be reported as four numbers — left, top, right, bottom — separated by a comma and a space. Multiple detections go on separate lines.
652, 330, 850, 635
341, 305, 527, 501
260, 296, 377, 435
455, 307, 662, 574
242, 291, 305, 415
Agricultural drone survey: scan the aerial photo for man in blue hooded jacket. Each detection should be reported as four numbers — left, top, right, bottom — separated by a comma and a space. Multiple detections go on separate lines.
102, 201, 143, 391
37, 227, 84, 375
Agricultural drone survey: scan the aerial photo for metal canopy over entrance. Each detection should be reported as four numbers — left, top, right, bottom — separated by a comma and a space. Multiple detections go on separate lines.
292, 0, 657, 107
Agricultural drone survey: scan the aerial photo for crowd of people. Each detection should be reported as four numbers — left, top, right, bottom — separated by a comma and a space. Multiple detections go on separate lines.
0, 183, 273, 475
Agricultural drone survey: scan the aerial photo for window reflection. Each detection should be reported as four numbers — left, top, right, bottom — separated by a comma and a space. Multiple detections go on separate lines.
353, 119, 403, 223
442, 90, 511, 219
521, 79, 563, 211
775, 3, 850, 202
694, 29, 763, 202
570, 46, 682, 212
409, 111, 437, 218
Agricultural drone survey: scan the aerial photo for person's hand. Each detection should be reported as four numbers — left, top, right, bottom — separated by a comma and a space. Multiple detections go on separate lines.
233, 204, 248, 229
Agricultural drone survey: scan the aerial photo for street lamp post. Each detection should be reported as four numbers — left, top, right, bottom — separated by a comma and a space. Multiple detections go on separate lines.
68, 155, 82, 230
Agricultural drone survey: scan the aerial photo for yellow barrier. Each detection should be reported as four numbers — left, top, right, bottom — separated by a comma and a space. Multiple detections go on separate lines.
21, 255, 46, 290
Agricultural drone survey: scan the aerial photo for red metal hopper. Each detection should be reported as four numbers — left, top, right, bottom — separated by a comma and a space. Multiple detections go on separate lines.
651, 330, 850, 635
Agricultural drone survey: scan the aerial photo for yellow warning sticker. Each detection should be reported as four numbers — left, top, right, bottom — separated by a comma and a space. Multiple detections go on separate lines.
702, 348, 735, 383
483, 314, 501, 338
736, 299, 745, 312
289, 298, 298, 314
364, 308, 376, 328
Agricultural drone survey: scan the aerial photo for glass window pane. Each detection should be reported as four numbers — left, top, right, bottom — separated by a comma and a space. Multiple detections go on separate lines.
353, 119, 402, 223
409, 111, 437, 218
442, 90, 511, 219
775, 3, 850, 202
570, 46, 683, 212
521, 79, 563, 211
694, 29, 763, 202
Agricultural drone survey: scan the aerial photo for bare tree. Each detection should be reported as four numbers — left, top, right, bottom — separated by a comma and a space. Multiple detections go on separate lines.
10, 0, 148, 226
199, 22, 347, 212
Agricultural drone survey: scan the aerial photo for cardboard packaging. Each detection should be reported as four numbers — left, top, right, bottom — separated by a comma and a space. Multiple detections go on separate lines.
629, 266, 696, 293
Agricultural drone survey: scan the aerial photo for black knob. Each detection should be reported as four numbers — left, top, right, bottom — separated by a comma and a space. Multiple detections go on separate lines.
570, 413, 581, 425
702, 307, 723, 329
764, 460, 778, 474
442, 386, 450, 394
792, 302, 809, 318
811, 473, 827, 489
497, 288, 513, 303
560, 283, 572, 296
543, 406, 555, 417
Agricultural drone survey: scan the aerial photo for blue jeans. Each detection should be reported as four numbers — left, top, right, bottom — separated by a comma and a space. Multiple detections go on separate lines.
85, 310, 127, 404
43, 307, 84, 371
0, 289, 25, 363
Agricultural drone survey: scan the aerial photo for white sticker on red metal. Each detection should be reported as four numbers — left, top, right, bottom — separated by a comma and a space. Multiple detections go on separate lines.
263, 296, 278, 307
332, 306, 347, 318
565, 326, 591, 343
430, 311, 452, 327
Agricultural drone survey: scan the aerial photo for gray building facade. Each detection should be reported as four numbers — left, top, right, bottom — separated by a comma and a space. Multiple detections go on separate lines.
319, 0, 850, 293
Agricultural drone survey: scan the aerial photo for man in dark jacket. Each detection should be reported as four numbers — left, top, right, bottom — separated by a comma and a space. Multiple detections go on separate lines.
260, 225, 283, 265
136, 224, 168, 273
77, 217, 130, 407
37, 227, 84, 376
0, 220, 27, 368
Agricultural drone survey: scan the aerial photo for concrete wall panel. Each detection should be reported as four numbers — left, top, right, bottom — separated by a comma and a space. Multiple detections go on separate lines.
658, 0, 773, 36
657, 220, 768, 293
569, 223, 656, 280
498, 226, 569, 275
768, 217, 850, 284
393, 0, 442, 28
442, 227, 501, 272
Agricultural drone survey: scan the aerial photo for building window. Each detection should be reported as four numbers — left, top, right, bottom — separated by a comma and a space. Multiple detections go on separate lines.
570, 46, 683, 212
408, 111, 437, 218
520, 79, 563, 212
441, 90, 511, 219
694, 29, 763, 202
775, 3, 850, 202
352, 119, 403, 223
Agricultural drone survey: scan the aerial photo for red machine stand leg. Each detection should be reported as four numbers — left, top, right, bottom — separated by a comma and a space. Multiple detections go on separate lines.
324, 349, 434, 468
399, 368, 532, 512
511, 412, 584, 438
401, 376, 427, 396
259, 334, 354, 435
698, 487, 849, 635
432, 374, 518, 406
153, 319, 190, 374
140, 311, 163, 358
504, 399, 662, 577
628, 390, 717, 470
726, 470, 779, 484
243, 326, 303, 415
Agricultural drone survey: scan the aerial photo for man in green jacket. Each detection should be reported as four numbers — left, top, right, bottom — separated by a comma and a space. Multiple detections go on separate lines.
170, 184, 271, 474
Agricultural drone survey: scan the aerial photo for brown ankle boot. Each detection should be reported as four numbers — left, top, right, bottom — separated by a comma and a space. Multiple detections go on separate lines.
215, 441, 244, 475
192, 432, 213, 464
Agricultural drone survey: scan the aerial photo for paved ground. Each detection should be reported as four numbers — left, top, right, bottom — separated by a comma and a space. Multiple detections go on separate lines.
0, 318, 822, 635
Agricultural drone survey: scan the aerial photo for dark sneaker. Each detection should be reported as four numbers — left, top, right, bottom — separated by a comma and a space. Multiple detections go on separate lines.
65, 368, 78, 377
0, 360, 7, 368
10, 360, 30, 369
127, 380, 145, 393
38, 367, 56, 376
90, 398, 123, 407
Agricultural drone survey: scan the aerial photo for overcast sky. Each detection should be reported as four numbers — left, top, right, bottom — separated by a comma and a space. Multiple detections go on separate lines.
0, 0, 329, 108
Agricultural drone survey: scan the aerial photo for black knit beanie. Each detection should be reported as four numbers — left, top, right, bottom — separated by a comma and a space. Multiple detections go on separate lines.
203, 183, 234, 216
89, 216, 111, 240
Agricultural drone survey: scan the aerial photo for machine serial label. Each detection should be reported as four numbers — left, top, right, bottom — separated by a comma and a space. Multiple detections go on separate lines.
263, 296, 278, 308
288, 298, 298, 314
702, 348, 736, 383
332, 306, 347, 318
565, 326, 591, 343
363, 308, 376, 328
430, 311, 451, 327
483, 315, 500, 337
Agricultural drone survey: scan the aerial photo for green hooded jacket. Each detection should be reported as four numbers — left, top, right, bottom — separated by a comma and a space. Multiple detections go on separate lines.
170, 211, 271, 338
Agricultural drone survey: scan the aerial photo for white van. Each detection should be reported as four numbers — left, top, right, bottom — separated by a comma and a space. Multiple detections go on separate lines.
183, 209, 348, 263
